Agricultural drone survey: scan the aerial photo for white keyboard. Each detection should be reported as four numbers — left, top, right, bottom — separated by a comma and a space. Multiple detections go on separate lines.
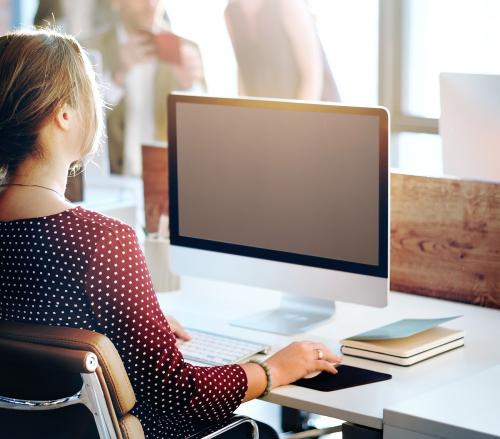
179, 328, 270, 366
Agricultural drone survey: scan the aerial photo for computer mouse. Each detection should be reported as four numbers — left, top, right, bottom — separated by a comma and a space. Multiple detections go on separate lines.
303, 364, 341, 379
303, 371, 322, 379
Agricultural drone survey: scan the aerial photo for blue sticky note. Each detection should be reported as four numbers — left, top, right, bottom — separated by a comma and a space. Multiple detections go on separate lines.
346, 316, 462, 340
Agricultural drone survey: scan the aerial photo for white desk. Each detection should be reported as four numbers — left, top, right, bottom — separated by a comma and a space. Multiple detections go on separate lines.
384, 365, 500, 439
157, 277, 500, 436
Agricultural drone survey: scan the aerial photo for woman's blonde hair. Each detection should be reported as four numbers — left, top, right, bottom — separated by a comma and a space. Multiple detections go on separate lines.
0, 28, 104, 181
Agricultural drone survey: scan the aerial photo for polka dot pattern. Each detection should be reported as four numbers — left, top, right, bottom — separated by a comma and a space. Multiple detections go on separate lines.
0, 206, 248, 438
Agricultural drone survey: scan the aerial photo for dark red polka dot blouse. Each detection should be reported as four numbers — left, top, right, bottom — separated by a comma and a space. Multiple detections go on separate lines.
0, 206, 248, 438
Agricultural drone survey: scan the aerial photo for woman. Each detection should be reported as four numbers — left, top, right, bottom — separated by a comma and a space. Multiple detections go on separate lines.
225, 0, 340, 101
0, 29, 341, 438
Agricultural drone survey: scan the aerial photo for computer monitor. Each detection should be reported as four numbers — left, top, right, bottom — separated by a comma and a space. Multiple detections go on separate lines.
440, 72, 500, 183
168, 94, 389, 334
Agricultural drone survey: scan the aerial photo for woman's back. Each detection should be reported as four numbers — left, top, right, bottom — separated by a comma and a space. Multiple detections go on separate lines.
0, 206, 247, 437
0, 207, 97, 330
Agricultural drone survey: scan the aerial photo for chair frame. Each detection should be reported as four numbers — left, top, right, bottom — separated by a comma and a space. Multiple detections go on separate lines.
0, 382, 260, 439
0, 352, 119, 439
188, 416, 259, 439
0, 329, 260, 439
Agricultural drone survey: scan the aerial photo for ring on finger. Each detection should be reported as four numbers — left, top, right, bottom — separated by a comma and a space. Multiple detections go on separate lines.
315, 349, 324, 360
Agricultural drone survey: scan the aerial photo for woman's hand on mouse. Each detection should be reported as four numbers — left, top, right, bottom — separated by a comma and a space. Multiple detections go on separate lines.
266, 341, 342, 388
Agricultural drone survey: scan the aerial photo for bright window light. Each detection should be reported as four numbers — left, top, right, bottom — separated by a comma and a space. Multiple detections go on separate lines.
404, 0, 500, 118
167, 0, 378, 104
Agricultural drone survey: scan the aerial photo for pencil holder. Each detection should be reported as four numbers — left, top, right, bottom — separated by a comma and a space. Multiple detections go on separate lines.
144, 234, 181, 292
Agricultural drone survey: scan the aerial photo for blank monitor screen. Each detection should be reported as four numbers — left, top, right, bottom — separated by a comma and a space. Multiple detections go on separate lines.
169, 95, 388, 278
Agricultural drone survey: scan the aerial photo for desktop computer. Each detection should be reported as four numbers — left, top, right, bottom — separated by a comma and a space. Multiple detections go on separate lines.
440, 72, 500, 183
168, 94, 389, 335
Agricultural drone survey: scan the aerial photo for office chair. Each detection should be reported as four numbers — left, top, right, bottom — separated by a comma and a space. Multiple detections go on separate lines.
0, 321, 258, 439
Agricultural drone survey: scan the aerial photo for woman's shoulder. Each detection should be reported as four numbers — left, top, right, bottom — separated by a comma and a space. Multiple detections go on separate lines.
66, 206, 136, 239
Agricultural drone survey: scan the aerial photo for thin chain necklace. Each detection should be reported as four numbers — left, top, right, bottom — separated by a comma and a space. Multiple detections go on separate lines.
0, 183, 65, 199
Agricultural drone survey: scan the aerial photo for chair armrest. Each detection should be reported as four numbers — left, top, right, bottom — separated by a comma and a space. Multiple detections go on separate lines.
187, 415, 259, 439
0, 338, 97, 373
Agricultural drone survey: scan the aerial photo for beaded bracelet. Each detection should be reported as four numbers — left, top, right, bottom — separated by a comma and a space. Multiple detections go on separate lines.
248, 359, 273, 397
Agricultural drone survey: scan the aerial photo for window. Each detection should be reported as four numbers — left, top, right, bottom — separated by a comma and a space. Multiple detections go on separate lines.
10, 0, 496, 176
381, 0, 500, 174
167, 0, 238, 96
9, 0, 38, 28
404, 0, 500, 119
309, 0, 379, 105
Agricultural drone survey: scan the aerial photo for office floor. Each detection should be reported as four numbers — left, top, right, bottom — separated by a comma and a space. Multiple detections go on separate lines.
236, 400, 343, 438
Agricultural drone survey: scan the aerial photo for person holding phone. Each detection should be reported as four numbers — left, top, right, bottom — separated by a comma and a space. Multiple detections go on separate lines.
86, 0, 206, 176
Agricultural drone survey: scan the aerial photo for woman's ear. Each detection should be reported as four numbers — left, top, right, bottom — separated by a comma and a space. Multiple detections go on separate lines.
54, 103, 74, 131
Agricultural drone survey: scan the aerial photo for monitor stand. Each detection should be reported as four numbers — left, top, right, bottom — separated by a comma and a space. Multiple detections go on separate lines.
231, 295, 335, 335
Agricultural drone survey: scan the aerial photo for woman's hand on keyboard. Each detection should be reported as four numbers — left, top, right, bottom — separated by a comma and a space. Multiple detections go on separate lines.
165, 314, 192, 342
267, 341, 342, 387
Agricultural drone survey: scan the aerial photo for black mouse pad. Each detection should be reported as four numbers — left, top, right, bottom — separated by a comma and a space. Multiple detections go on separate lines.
293, 365, 392, 391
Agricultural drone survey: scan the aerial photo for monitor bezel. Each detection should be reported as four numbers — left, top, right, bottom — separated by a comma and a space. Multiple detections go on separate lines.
168, 94, 389, 278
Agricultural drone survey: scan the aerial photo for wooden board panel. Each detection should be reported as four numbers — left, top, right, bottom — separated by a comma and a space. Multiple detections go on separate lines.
390, 173, 500, 309
142, 143, 168, 233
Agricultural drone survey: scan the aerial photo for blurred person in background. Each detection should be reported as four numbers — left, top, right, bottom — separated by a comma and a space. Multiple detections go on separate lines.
35, 0, 114, 37
85, 0, 206, 176
0, 0, 11, 34
225, 0, 340, 102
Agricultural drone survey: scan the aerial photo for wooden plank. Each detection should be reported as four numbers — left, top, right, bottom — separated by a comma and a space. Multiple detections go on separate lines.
142, 143, 168, 233
390, 172, 500, 309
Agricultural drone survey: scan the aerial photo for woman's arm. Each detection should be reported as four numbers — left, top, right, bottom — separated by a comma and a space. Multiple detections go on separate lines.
280, 0, 323, 100
85, 220, 341, 420
84, 222, 247, 424
241, 362, 267, 401
241, 340, 341, 402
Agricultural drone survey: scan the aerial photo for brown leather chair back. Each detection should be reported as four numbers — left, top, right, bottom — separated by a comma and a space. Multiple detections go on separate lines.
0, 321, 144, 439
